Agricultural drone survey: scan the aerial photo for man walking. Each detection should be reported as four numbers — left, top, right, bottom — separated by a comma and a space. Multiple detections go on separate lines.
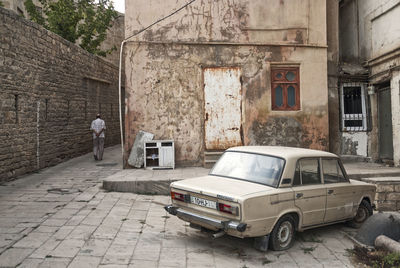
90, 113, 106, 161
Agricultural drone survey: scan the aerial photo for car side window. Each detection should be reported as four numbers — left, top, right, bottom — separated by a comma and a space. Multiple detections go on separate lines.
299, 159, 321, 185
322, 159, 347, 183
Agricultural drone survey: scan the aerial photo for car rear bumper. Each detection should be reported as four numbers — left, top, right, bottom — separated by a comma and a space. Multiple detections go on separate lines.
164, 205, 247, 232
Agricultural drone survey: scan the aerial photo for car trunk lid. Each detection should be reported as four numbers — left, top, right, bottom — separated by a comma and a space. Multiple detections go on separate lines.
171, 175, 275, 202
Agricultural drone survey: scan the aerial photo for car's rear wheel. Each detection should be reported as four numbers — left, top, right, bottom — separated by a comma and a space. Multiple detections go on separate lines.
270, 215, 295, 251
349, 200, 373, 228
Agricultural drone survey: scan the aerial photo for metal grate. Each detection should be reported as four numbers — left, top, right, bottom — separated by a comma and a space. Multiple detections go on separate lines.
340, 83, 368, 132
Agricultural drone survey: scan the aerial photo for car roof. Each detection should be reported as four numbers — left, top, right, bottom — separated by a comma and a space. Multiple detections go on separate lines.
226, 146, 338, 160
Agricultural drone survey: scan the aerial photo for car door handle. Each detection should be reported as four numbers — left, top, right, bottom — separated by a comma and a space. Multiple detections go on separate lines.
296, 193, 303, 198
328, 189, 334, 194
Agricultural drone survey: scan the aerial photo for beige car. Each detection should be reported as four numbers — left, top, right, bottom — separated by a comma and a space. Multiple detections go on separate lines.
165, 146, 376, 251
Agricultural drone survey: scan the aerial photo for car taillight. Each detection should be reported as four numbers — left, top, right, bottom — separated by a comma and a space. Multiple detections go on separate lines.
171, 191, 185, 202
218, 203, 238, 215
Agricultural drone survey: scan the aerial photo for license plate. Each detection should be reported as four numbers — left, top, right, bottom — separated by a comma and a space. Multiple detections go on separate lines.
190, 196, 217, 209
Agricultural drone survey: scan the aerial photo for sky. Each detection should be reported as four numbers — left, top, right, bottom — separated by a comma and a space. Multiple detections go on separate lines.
112, 0, 125, 13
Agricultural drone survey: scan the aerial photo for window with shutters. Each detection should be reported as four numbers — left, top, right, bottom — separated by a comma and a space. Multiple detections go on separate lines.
271, 67, 300, 110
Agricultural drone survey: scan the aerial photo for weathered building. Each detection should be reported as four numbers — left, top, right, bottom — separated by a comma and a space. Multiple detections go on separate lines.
99, 13, 125, 67
0, 7, 122, 182
1, 0, 31, 17
334, 0, 400, 166
124, 0, 330, 166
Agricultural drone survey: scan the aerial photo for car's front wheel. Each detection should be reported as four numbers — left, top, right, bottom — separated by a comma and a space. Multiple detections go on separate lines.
270, 215, 295, 251
349, 199, 373, 228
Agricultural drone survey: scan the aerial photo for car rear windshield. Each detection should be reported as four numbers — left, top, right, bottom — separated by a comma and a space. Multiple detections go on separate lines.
210, 151, 285, 187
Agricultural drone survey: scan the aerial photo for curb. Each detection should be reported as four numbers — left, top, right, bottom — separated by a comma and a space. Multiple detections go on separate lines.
348, 172, 400, 180
103, 172, 400, 195
103, 179, 176, 195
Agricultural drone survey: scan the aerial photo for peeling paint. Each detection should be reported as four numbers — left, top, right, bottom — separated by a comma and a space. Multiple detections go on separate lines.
124, 0, 329, 165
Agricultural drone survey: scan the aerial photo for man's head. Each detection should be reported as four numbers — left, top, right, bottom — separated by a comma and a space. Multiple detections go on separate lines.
96, 113, 101, 119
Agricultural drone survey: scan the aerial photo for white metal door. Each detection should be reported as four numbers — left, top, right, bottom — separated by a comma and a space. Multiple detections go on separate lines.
204, 67, 242, 150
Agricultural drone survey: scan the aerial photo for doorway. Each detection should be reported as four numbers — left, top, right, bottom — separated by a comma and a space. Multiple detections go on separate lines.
378, 87, 393, 160
203, 67, 242, 150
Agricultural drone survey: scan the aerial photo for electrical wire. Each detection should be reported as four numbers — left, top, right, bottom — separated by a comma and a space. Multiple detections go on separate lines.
118, 0, 198, 164
125, 0, 197, 41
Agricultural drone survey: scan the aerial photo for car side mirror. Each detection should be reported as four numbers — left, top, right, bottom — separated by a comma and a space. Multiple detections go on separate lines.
282, 178, 292, 185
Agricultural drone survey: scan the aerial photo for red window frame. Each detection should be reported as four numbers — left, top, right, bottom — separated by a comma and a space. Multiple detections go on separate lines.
271, 67, 300, 111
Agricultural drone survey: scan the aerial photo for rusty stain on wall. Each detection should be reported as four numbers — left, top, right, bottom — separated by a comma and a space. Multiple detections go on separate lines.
204, 67, 242, 150
124, 0, 329, 166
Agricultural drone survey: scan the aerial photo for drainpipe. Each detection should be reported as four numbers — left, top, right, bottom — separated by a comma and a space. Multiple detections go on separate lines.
118, 40, 126, 164
117, 0, 197, 166
36, 100, 40, 170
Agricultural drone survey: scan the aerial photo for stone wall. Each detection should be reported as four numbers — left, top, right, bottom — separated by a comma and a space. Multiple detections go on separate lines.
0, 7, 122, 182
361, 177, 400, 211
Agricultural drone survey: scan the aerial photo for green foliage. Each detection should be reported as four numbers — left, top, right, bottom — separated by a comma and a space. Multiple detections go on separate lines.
24, 0, 118, 56
0, 1, 4, 7
373, 252, 400, 268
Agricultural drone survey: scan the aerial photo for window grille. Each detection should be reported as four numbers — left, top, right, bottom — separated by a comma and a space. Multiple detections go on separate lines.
340, 83, 368, 131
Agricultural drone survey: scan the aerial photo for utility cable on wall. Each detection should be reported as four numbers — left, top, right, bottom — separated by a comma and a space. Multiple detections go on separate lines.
118, 0, 197, 164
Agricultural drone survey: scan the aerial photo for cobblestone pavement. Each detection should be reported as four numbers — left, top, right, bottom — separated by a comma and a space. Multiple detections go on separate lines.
0, 146, 358, 268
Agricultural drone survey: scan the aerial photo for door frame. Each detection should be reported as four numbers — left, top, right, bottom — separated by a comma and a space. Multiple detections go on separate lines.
202, 66, 243, 151
377, 86, 394, 160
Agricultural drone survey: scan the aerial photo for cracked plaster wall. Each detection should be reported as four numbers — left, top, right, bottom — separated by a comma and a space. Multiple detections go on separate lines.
125, 43, 328, 165
124, 0, 328, 165
125, 0, 326, 45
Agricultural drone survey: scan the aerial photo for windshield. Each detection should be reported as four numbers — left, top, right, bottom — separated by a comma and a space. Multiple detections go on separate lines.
210, 151, 285, 187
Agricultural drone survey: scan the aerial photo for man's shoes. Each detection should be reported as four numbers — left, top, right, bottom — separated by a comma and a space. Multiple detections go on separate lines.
94, 155, 98, 161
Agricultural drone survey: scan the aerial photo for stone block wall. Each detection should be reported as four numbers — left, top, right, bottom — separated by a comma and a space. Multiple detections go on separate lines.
100, 13, 125, 67
362, 177, 400, 211
0, 7, 122, 182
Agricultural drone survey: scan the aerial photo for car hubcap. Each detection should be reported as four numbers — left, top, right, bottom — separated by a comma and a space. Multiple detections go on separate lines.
355, 207, 367, 223
278, 221, 293, 247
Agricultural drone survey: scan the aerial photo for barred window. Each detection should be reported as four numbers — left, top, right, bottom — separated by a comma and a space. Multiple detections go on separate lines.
340, 83, 368, 131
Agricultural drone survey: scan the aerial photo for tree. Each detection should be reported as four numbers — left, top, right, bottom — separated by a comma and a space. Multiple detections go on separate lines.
24, 0, 118, 56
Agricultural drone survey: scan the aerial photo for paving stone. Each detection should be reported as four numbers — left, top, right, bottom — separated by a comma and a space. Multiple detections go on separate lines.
51, 239, 85, 258
17, 258, 43, 268
92, 225, 120, 239
0, 146, 365, 268
30, 237, 62, 259
159, 247, 186, 267
0, 227, 26, 234
128, 260, 158, 268
66, 225, 97, 240
14, 232, 52, 248
102, 243, 135, 265
65, 215, 87, 226
288, 249, 322, 267
99, 265, 128, 268
38, 257, 71, 268
51, 209, 79, 219
79, 239, 113, 257
131, 243, 161, 262
68, 255, 102, 268
33, 226, 59, 233
52, 226, 75, 240
187, 250, 215, 267
113, 232, 139, 246
0, 233, 23, 248
0, 248, 34, 267
41, 218, 68, 227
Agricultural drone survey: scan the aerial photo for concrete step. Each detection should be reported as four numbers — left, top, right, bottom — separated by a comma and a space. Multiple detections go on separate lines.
340, 155, 372, 163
